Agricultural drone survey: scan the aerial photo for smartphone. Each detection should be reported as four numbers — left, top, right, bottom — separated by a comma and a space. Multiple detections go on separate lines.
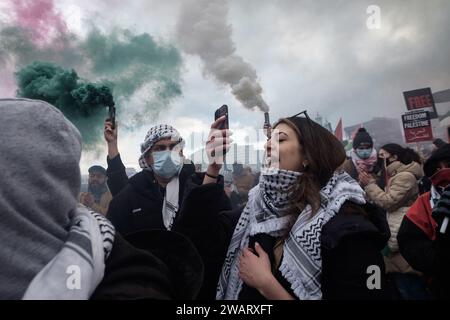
108, 104, 116, 129
214, 105, 229, 130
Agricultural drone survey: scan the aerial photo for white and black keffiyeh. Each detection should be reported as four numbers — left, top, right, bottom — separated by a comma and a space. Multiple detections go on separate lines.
139, 124, 184, 170
217, 169, 366, 300
163, 176, 180, 230
22, 206, 115, 300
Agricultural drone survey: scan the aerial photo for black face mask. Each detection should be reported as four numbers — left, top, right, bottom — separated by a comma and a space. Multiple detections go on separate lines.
373, 157, 385, 174
385, 157, 396, 167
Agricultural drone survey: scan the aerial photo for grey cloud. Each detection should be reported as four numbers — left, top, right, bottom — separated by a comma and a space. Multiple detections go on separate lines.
227, 0, 450, 127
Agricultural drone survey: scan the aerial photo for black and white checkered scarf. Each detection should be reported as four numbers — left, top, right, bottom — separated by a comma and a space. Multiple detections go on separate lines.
23, 207, 115, 299
217, 169, 365, 300
138, 124, 184, 170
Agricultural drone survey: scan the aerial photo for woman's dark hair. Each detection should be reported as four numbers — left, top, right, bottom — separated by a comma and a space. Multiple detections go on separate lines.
274, 117, 346, 214
380, 143, 422, 165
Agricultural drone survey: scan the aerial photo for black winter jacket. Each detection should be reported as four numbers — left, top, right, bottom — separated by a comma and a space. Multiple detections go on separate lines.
106, 155, 196, 236
173, 174, 391, 300
106, 154, 129, 197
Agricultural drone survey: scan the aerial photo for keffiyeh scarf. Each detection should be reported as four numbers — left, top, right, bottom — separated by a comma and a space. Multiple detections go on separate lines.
138, 124, 184, 170
350, 149, 378, 174
217, 169, 366, 300
163, 176, 180, 230
23, 207, 115, 300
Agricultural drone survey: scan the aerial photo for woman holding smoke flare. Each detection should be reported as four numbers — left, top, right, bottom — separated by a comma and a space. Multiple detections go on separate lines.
173, 111, 391, 300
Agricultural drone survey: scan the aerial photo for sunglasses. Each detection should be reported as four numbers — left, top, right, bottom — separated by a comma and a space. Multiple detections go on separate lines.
288, 109, 315, 143
290, 110, 312, 123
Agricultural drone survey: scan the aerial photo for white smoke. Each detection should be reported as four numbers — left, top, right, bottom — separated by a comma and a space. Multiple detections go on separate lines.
176, 0, 269, 112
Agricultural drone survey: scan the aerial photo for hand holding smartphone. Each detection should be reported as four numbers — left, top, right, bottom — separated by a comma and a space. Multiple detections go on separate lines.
210, 105, 230, 159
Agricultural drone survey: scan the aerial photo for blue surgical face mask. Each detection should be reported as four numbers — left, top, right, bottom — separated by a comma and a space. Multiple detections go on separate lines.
151, 150, 183, 179
356, 148, 372, 160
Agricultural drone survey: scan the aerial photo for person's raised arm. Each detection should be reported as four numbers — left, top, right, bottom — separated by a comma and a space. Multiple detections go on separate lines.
204, 115, 233, 185
104, 120, 128, 196
104, 120, 119, 160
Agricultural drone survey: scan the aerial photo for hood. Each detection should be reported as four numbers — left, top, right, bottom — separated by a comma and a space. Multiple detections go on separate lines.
387, 160, 423, 179
0, 98, 82, 299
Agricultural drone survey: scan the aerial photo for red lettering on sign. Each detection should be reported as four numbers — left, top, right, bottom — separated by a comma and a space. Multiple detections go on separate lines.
408, 95, 433, 109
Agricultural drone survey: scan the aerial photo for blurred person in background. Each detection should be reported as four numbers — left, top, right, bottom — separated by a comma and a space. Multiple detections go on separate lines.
79, 165, 112, 216
398, 144, 450, 299
343, 128, 378, 183
224, 171, 244, 211
359, 143, 426, 299
232, 165, 257, 205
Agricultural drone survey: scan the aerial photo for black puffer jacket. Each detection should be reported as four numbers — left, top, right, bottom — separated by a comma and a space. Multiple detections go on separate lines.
174, 174, 392, 300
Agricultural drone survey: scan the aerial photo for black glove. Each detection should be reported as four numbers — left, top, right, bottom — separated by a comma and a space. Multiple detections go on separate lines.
432, 185, 450, 229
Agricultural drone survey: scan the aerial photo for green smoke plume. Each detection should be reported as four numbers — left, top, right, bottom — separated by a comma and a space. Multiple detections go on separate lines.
3, 23, 185, 145
71, 83, 114, 116
81, 28, 183, 128
15, 61, 114, 149
83, 29, 181, 95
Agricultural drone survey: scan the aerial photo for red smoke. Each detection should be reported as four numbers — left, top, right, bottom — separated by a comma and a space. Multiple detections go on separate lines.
12, 0, 67, 44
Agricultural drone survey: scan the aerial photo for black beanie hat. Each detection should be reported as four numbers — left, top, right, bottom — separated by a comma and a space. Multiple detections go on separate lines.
88, 165, 107, 176
424, 144, 450, 177
353, 128, 373, 149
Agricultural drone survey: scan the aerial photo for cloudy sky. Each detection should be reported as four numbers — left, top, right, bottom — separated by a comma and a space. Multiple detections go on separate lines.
1, 0, 449, 171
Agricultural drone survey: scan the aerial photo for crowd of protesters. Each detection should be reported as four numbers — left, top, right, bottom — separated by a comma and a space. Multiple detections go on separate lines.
0, 97, 449, 300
